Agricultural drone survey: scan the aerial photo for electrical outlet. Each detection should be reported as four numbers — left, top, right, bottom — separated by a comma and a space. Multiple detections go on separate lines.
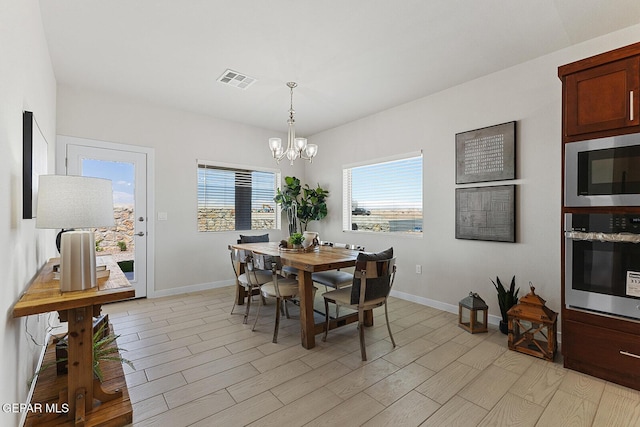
415, 264, 422, 274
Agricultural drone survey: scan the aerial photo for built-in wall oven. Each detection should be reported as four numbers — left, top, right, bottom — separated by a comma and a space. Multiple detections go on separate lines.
565, 132, 640, 207
565, 212, 640, 320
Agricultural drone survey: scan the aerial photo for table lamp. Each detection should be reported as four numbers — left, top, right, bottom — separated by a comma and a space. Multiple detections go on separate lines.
36, 175, 115, 292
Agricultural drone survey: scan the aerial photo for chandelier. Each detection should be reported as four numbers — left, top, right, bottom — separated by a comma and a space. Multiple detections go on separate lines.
268, 82, 318, 165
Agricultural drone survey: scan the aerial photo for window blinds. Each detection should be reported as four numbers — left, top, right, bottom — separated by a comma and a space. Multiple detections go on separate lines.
197, 162, 280, 232
343, 152, 423, 234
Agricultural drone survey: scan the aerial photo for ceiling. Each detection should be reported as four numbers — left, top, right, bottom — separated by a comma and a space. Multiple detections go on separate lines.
39, 1, 640, 136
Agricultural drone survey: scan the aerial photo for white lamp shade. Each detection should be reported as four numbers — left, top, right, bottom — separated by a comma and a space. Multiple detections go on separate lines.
305, 144, 318, 158
268, 137, 282, 152
294, 137, 307, 151
36, 175, 115, 229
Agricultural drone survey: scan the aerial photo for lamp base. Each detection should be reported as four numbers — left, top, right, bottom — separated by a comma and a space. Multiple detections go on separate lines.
60, 230, 97, 292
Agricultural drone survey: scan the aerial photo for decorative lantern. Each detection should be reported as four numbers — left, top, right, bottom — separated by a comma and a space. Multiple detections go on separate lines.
458, 292, 489, 334
506, 283, 557, 361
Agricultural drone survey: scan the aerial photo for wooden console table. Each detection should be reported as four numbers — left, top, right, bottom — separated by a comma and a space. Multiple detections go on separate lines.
13, 256, 135, 426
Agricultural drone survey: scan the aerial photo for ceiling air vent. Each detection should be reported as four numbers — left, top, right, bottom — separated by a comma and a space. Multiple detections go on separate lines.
217, 69, 256, 89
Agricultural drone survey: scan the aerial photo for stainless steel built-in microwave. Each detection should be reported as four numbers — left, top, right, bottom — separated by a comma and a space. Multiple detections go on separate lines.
565, 133, 640, 207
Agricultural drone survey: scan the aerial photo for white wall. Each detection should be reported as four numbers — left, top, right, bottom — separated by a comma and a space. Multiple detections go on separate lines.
56, 24, 640, 325
56, 86, 303, 295
306, 24, 640, 324
0, 0, 57, 424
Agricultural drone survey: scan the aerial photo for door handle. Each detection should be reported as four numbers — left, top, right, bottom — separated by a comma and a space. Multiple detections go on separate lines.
631, 91, 635, 121
136, 232, 146, 237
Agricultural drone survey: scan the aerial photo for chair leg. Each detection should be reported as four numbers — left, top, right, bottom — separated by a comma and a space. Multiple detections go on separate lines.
243, 286, 253, 324
322, 298, 330, 342
284, 299, 290, 319
273, 298, 281, 343
384, 301, 396, 348
252, 290, 263, 332
358, 309, 367, 361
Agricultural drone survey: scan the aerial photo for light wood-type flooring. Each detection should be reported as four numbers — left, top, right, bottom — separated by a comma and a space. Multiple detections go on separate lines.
102, 286, 640, 426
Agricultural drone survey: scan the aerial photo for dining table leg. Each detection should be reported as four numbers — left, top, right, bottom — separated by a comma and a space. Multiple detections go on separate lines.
298, 270, 316, 349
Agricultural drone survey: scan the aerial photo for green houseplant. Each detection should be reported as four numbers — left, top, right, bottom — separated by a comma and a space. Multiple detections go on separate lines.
30, 323, 134, 385
492, 275, 519, 334
274, 176, 329, 234
288, 232, 304, 248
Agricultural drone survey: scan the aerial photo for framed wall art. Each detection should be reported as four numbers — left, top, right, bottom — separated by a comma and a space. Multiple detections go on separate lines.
456, 121, 516, 184
455, 185, 516, 242
23, 111, 48, 219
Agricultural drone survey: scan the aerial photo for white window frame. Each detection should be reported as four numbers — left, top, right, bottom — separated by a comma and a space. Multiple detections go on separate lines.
343, 151, 423, 236
197, 159, 281, 232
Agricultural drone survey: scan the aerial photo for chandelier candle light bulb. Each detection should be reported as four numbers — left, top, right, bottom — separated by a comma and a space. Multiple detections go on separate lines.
269, 82, 318, 165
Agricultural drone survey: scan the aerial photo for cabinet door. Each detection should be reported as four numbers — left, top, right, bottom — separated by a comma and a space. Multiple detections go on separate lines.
563, 319, 640, 389
565, 57, 640, 137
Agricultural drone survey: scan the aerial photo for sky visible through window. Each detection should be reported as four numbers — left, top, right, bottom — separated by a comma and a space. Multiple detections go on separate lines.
82, 159, 134, 207
351, 157, 422, 210
197, 168, 276, 210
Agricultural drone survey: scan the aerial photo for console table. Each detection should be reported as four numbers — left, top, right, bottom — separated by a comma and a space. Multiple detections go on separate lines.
13, 256, 135, 426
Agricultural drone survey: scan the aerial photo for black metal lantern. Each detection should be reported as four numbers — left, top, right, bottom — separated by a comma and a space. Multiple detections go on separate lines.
458, 292, 489, 334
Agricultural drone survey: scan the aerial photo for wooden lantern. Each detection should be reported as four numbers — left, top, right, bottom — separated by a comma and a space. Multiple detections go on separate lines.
507, 284, 557, 361
458, 292, 489, 334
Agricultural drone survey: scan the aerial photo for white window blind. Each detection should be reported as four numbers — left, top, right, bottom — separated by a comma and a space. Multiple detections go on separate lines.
197, 161, 280, 232
343, 152, 423, 235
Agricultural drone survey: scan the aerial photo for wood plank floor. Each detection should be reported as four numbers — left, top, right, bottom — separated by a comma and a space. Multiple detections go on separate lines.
101, 286, 640, 426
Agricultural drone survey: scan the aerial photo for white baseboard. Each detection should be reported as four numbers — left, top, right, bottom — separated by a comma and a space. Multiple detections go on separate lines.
149, 279, 235, 298
20, 330, 53, 427
147, 284, 562, 342
389, 289, 562, 342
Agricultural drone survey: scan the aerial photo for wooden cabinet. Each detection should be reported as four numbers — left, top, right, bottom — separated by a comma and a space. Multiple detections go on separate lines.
559, 42, 640, 142
559, 41, 640, 391
563, 313, 640, 390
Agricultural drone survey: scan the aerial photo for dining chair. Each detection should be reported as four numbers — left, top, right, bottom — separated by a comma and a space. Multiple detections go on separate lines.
322, 254, 396, 361
229, 247, 272, 324
246, 252, 299, 343
312, 244, 365, 317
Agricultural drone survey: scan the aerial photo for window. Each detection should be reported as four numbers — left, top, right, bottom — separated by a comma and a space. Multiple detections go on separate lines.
197, 161, 280, 232
343, 152, 422, 235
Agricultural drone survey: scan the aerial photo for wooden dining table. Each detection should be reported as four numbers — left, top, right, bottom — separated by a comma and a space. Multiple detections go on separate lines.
230, 241, 371, 349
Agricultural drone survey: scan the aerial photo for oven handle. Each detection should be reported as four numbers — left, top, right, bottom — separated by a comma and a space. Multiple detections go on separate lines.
620, 350, 640, 360
565, 231, 640, 243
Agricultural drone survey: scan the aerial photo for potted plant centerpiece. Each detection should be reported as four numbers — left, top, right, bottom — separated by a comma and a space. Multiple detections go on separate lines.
492, 275, 519, 334
274, 176, 329, 234
288, 232, 304, 249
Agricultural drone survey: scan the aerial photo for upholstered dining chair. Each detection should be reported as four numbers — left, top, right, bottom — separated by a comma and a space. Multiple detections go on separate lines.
322, 250, 396, 361
245, 252, 299, 343
312, 244, 365, 317
229, 247, 272, 324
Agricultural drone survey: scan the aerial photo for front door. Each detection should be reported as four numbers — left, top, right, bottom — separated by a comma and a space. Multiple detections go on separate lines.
65, 141, 149, 298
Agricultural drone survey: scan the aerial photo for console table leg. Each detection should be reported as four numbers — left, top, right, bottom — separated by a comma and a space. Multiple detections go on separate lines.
74, 387, 86, 426
66, 307, 95, 416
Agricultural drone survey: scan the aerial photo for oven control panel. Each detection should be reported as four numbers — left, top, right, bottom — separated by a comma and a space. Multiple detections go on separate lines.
571, 213, 640, 233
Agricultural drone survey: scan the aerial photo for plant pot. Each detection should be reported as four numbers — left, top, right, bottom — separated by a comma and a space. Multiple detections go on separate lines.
499, 320, 509, 335
302, 231, 318, 248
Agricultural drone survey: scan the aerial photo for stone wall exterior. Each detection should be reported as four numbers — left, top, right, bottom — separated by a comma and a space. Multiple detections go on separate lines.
95, 206, 134, 252
198, 208, 276, 231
